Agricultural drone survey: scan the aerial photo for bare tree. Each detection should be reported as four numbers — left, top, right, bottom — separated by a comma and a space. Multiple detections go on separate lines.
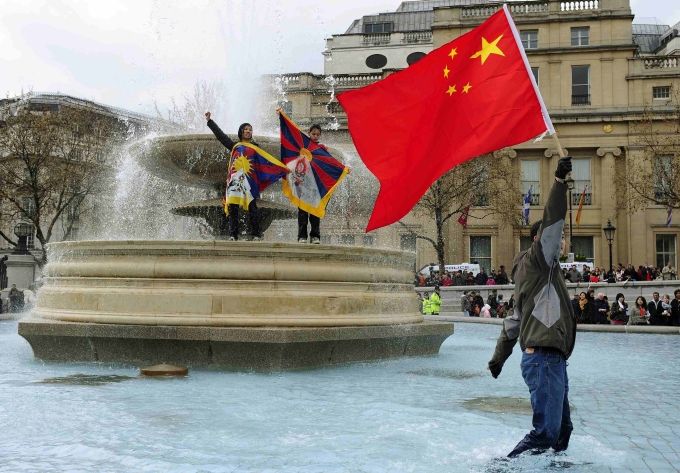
400, 153, 523, 273
0, 108, 125, 265
154, 80, 224, 131
619, 90, 680, 212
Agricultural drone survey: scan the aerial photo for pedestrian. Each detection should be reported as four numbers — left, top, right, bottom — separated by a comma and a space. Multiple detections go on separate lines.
609, 293, 629, 325
487, 156, 575, 457
205, 111, 263, 241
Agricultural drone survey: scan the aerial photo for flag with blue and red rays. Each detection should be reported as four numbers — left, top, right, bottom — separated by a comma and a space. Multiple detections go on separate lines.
225, 142, 289, 211
279, 111, 350, 218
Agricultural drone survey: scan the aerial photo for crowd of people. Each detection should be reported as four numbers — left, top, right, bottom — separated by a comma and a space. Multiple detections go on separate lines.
569, 289, 680, 326
416, 262, 678, 288
415, 265, 509, 288
419, 286, 680, 326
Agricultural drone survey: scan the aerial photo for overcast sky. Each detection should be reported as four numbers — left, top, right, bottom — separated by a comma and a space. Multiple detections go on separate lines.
1, 0, 678, 121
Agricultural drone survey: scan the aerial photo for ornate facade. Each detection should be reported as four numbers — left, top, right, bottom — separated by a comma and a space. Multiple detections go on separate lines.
266, 0, 680, 272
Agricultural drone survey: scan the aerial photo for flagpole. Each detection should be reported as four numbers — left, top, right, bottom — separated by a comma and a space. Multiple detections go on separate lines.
551, 133, 566, 158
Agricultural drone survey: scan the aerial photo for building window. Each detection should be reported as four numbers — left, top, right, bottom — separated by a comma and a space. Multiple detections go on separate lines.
24, 223, 36, 249
571, 236, 594, 262
571, 65, 590, 105
520, 30, 538, 49
653, 86, 671, 99
21, 196, 36, 218
531, 67, 539, 85
340, 234, 356, 246
654, 155, 673, 201
406, 52, 426, 66
362, 235, 374, 246
520, 160, 540, 205
470, 236, 491, 273
520, 236, 533, 252
473, 166, 489, 207
571, 159, 592, 205
656, 234, 676, 269
400, 234, 416, 251
571, 27, 590, 46
363, 22, 393, 34
365, 54, 388, 69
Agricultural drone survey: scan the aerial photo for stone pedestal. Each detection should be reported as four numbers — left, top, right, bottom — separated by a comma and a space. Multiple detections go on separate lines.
5, 254, 37, 290
19, 240, 454, 369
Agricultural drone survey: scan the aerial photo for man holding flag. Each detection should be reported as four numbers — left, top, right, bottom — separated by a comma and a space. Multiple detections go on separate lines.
338, 4, 576, 457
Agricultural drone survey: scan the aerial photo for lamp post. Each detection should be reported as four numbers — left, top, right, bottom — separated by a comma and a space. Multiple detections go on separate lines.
603, 219, 616, 273
13, 222, 32, 255
565, 177, 575, 255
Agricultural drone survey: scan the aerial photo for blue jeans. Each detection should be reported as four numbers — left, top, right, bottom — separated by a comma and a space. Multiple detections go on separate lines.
508, 349, 573, 457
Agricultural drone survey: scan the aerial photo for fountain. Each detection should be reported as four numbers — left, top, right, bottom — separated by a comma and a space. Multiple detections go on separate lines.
18, 131, 454, 370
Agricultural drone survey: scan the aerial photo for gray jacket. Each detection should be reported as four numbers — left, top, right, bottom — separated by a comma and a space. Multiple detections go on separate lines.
489, 179, 576, 371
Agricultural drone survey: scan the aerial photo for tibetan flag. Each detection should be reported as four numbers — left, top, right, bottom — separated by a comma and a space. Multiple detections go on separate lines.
279, 111, 349, 218
226, 142, 289, 211
457, 205, 470, 228
574, 186, 587, 225
338, 5, 553, 231
523, 186, 533, 225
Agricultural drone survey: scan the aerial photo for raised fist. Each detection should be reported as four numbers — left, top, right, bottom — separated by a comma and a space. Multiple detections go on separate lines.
205, 111, 211, 121
555, 156, 572, 180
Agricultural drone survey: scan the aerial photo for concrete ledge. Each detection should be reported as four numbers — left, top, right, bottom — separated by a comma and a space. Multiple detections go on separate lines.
18, 319, 454, 370
427, 315, 680, 334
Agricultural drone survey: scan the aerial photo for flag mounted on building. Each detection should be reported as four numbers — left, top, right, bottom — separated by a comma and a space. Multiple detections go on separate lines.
338, 5, 554, 232
457, 205, 470, 228
523, 186, 533, 225
667, 206, 673, 227
574, 185, 588, 226
278, 111, 349, 218
225, 143, 289, 211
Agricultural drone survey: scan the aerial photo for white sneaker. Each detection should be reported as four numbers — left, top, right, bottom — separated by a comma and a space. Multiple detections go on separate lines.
228, 236, 236, 241
311, 237, 320, 244
252, 236, 261, 241
298, 238, 307, 243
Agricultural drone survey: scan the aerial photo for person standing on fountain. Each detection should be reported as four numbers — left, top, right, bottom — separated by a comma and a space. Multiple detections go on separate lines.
205, 111, 260, 241
487, 157, 576, 458
295, 124, 324, 244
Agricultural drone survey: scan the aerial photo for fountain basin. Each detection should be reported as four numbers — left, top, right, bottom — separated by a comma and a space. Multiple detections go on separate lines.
19, 240, 453, 369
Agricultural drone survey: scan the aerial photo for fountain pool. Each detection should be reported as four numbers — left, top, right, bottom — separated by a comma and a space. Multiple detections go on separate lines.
2, 319, 678, 472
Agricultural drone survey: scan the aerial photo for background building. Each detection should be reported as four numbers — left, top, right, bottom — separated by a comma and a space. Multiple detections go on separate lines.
264, 0, 680, 273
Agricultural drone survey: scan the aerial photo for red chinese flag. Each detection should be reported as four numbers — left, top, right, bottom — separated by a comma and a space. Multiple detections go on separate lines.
338, 5, 553, 231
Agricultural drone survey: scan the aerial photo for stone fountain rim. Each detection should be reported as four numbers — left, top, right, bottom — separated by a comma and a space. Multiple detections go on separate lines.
45, 239, 416, 259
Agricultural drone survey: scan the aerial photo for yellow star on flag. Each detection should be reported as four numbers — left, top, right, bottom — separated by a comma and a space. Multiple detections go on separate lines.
448, 48, 458, 60
470, 35, 505, 65
462, 82, 472, 93
446, 84, 457, 96
443, 65, 450, 78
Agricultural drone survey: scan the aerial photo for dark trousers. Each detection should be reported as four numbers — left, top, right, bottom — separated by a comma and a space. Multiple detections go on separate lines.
508, 349, 573, 457
297, 209, 320, 240
228, 201, 259, 239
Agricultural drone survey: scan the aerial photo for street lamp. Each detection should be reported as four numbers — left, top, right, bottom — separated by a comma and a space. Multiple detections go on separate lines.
603, 219, 616, 273
565, 177, 575, 255
13, 222, 33, 255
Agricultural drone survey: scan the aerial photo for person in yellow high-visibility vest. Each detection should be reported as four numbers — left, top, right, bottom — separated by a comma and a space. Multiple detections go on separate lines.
429, 286, 441, 315
422, 292, 432, 315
